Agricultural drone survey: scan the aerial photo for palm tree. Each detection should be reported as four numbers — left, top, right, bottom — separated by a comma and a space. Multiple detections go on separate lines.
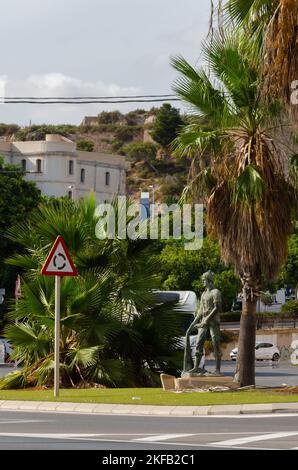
171, 30, 297, 386
224, 0, 298, 118
0, 195, 185, 389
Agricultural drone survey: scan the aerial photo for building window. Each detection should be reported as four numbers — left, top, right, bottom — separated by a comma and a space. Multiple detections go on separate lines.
21, 159, 26, 171
36, 159, 42, 173
69, 160, 74, 175
68, 190, 72, 199
105, 171, 110, 186
80, 168, 85, 183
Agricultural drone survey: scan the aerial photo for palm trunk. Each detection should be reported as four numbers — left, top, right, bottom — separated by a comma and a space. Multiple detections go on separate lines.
234, 292, 257, 387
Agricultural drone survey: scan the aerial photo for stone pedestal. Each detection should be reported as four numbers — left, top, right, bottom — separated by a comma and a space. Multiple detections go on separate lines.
160, 373, 176, 391
175, 375, 239, 391
160, 373, 240, 391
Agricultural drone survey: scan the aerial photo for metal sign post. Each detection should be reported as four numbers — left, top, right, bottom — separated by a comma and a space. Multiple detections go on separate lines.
54, 275, 61, 397
41, 236, 77, 397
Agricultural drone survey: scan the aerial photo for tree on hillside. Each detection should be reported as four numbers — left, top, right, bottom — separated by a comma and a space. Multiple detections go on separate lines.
150, 104, 184, 151
171, 29, 297, 387
0, 157, 41, 294
124, 142, 158, 162
77, 139, 94, 152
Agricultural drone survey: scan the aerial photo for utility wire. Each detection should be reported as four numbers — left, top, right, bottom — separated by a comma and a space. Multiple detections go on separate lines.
1, 94, 177, 100
2, 98, 180, 104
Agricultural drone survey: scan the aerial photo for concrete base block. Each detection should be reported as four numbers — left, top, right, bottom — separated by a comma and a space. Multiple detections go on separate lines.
160, 374, 176, 391
175, 375, 239, 391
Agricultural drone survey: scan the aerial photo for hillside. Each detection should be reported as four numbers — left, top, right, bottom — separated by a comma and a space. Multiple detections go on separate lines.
0, 109, 189, 202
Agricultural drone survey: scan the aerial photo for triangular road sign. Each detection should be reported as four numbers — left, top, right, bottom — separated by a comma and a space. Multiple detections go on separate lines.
41, 235, 77, 276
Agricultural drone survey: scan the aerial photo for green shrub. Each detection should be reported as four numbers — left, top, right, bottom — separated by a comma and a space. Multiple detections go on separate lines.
0, 123, 20, 136
97, 111, 123, 124
77, 139, 94, 152
15, 124, 77, 141
123, 142, 158, 161
281, 300, 298, 317
111, 139, 124, 152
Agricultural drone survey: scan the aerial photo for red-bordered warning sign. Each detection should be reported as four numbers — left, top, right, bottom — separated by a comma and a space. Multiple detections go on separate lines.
41, 235, 77, 276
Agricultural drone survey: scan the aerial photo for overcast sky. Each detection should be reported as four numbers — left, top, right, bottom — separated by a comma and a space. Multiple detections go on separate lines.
0, 0, 212, 125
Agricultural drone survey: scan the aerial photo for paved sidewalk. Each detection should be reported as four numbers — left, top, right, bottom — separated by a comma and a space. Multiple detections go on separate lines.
0, 400, 298, 416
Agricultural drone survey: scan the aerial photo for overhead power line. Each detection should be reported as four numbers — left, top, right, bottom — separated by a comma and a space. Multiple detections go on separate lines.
2, 98, 180, 104
0, 93, 180, 104
2, 94, 177, 100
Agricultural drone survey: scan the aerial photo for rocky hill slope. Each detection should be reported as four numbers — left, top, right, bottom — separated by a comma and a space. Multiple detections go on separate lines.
0, 109, 189, 202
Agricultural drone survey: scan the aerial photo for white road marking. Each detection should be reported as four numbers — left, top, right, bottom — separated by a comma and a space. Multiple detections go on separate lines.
0, 432, 293, 449
134, 434, 195, 442
0, 420, 50, 424
196, 413, 298, 419
211, 431, 298, 447
0, 433, 101, 439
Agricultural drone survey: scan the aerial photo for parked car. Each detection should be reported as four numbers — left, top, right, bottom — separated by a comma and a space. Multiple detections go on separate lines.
230, 342, 280, 362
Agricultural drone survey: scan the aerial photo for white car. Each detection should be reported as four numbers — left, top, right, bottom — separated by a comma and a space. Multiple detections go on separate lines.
230, 342, 280, 362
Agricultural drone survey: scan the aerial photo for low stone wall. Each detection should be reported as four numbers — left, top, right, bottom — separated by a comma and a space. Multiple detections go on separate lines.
206, 328, 298, 360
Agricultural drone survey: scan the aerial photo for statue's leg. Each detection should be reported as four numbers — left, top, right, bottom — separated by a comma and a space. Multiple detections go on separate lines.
183, 335, 193, 372
210, 321, 222, 374
188, 327, 207, 373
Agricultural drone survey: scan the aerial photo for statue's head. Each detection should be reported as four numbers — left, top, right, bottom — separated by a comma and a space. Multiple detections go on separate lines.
201, 270, 215, 287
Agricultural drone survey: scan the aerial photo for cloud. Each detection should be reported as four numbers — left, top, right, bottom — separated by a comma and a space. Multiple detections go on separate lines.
24, 73, 140, 97
0, 74, 142, 125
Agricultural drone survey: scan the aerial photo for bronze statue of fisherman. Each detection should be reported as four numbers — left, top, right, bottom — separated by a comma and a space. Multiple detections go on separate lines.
183, 270, 222, 376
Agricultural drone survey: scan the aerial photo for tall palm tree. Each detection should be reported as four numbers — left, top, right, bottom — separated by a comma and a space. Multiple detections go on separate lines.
171, 30, 297, 386
0, 195, 185, 389
225, 0, 298, 118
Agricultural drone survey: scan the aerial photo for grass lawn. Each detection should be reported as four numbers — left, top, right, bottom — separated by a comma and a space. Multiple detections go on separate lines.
0, 388, 298, 406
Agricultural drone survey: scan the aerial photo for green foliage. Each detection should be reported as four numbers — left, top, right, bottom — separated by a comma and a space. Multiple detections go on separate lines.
281, 300, 298, 317
150, 104, 184, 148
153, 238, 240, 311
15, 124, 77, 141
0, 159, 41, 296
125, 109, 147, 125
76, 139, 94, 152
260, 291, 273, 306
114, 125, 142, 143
97, 111, 123, 125
111, 139, 124, 153
0, 196, 189, 389
123, 142, 158, 162
0, 123, 20, 136
278, 235, 298, 288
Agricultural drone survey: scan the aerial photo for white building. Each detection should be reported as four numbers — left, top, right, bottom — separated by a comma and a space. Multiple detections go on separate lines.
0, 134, 127, 201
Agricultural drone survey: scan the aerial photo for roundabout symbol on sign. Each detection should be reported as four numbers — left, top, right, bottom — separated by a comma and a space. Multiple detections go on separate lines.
53, 253, 66, 271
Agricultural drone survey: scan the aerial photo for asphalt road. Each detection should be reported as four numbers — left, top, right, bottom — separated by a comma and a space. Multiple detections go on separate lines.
0, 410, 297, 450
219, 360, 298, 387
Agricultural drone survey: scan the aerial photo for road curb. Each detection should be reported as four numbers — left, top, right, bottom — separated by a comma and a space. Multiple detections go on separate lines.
0, 400, 298, 416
